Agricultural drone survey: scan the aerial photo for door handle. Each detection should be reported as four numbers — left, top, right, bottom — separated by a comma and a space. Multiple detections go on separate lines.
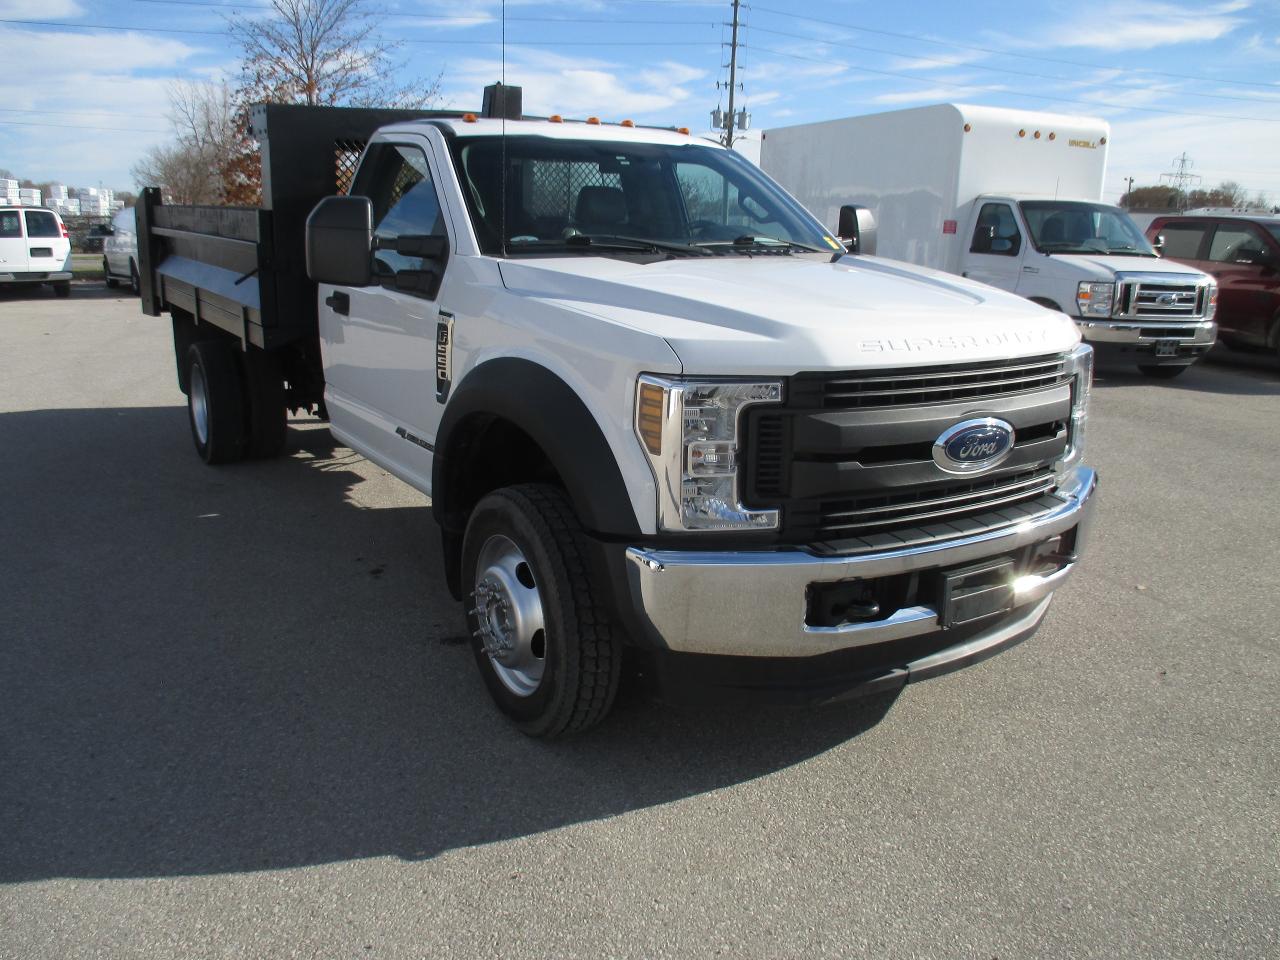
325, 291, 349, 315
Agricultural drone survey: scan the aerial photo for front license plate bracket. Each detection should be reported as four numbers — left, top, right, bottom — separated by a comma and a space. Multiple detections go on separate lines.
939, 558, 1015, 629
1154, 339, 1179, 357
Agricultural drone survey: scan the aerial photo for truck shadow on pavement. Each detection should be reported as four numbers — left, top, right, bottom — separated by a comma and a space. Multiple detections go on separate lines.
0, 405, 895, 883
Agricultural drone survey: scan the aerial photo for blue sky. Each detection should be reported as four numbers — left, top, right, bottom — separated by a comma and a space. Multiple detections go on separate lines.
1, 0, 1278, 203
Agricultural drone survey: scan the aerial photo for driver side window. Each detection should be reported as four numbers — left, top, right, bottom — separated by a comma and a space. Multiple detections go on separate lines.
970, 202, 1021, 256
353, 143, 447, 288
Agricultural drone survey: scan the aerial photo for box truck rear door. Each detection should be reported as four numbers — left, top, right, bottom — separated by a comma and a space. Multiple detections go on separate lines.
962, 201, 1023, 294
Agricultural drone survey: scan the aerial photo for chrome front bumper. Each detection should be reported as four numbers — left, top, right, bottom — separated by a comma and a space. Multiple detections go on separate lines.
1077, 318, 1216, 346
623, 466, 1096, 659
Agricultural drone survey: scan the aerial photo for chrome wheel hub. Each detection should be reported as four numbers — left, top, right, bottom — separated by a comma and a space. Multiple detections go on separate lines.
190, 362, 210, 447
471, 534, 546, 697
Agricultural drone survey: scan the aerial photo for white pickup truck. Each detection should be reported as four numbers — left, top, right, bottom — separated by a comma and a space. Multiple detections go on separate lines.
137, 88, 1097, 737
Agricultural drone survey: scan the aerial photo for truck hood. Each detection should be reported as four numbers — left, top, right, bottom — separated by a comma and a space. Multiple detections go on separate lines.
498, 254, 1080, 375
1043, 252, 1210, 282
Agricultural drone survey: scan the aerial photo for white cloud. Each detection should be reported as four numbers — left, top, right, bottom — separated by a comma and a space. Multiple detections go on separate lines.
438, 51, 707, 121
889, 51, 987, 72
871, 84, 1004, 105
1004, 1, 1248, 52
0, 27, 209, 188
0, 0, 82, 17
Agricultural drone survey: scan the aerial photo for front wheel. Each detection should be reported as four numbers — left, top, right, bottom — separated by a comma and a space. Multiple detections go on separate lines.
103, 258, 118, 288
462, 484, 622, 738
1138, 364, 1188, 379
129, 260, 140, 296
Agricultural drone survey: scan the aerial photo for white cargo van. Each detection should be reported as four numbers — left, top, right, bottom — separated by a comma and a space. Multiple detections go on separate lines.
0, 206, 73, 297
761, 104, 1217, 378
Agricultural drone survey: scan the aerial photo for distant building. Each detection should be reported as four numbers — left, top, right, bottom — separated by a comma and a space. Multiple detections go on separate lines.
18, 188, 41, 206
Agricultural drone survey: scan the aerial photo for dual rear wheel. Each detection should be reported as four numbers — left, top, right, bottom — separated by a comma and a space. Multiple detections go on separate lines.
185, 339, 287, 464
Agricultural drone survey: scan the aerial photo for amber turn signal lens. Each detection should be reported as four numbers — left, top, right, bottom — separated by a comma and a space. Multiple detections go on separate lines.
637, 383, 665, 455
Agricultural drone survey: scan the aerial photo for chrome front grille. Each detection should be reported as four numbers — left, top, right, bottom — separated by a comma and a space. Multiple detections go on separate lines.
808, 354, 1069, 410
1117, 279, 1204, 319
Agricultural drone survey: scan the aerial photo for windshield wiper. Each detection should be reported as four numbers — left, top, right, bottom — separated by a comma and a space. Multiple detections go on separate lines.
697, 234, 833, 255
563, 234, 710, 256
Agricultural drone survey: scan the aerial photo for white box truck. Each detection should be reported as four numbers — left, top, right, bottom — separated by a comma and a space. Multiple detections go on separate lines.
761, 104, 1217, 378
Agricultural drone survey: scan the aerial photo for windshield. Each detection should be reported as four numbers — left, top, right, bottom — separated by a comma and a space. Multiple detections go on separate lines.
1020, 201, 1156, 256
448, 134, 839, 257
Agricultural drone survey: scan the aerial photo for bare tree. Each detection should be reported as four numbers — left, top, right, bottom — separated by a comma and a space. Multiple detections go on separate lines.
228, 0, 441, 108
132, 81, 240, 203
131, 141, 222, 204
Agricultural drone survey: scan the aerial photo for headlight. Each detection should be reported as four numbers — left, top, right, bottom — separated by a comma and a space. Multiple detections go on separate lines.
1205, 283, 1218, 320
1076, 281, 1114, 317
634, 375, 782, 531
1057, 343, 1093, 477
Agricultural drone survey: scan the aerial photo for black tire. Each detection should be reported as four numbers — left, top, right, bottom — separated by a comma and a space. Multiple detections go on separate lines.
1029, 297, 1062, 312
1138, 364, 1188, 379
128, 260, 140, 296
240, 349, 288, 459
53, 281, 70, 299
103, 259, 118, 288
187, 340, 245, 464
462, 484, 622, 738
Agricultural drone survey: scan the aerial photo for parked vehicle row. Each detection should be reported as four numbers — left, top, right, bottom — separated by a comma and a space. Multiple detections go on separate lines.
761, 104, 1219, 379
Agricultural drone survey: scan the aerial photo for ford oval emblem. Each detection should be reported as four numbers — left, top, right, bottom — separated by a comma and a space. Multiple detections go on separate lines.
932, 418, 1016, 474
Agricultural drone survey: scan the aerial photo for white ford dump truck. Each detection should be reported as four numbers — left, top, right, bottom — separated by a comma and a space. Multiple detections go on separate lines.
138, 86, 1096, 737
761, 103, 1217, 379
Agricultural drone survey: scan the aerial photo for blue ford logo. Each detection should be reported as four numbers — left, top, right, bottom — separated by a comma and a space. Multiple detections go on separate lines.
932, 418, 1016, 474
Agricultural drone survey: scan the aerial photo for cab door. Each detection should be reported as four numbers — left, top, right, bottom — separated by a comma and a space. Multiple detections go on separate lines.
319, 137, 454, 492
0, 209, 29, 277
961, 201, 1025, 293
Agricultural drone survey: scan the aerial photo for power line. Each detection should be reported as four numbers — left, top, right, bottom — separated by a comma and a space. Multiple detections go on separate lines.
746, 23, 1280, 106
746, 44, 1280, 124
0, 106, 168, 120
748, 4, 1280, 91
0, 18, 720, 44
121, 0, 720, 25
0, 119, 170, 133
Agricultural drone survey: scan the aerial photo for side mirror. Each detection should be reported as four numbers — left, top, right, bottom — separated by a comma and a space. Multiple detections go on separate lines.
836, 204, 877, 255
972, 225, 995, 254
101, 225, 115, 236
306, 195, 373, 287
1152, 233, 1165, 253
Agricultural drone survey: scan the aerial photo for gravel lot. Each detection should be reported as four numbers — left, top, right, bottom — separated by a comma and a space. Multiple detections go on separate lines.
2, 282, 1277, 959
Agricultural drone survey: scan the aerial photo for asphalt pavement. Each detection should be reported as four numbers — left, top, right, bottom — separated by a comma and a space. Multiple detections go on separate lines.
1, 282, 1277, 959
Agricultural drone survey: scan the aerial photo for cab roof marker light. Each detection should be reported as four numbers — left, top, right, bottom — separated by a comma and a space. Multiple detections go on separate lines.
620, 119, 635, 127
586, 116, 601, 125
548, 114, 563, 123
462, 113, 477, 123
677, 126, 690, 135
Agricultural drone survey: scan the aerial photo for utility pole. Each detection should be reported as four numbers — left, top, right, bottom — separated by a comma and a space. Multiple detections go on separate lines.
1124, 176, 1135, 203
724, 0, 740, 148
709, 0, 749, 147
